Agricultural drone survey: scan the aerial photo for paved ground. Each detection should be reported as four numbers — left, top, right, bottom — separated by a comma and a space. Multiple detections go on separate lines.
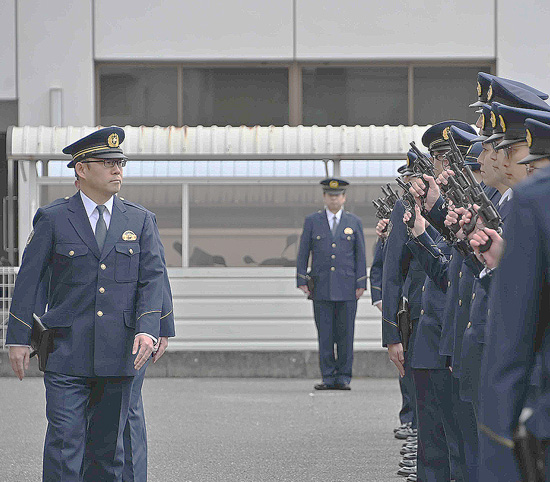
0, 377, 407, 481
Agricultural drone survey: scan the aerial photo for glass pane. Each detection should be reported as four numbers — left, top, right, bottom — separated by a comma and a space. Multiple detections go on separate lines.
39, 184, 182, 267
99, 66, 178, 126
413, 66, 492, 125
303, 67, 408, 126
188, 183, 386, 267
182, 68, 289, 126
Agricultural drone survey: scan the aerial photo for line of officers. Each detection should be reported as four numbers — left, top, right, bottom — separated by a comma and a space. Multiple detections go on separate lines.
370, 72, 550, 481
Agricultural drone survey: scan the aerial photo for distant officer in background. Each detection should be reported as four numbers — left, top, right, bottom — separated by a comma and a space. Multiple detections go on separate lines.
296, 178, 367, 390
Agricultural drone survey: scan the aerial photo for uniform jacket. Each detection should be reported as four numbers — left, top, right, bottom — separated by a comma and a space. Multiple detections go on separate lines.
405, 230, 452, 369
6, 192, 165, 377
369, 238, 384, 304
381, 200, 428, 346
480, 169, 550, 449
296, 210, 367, 301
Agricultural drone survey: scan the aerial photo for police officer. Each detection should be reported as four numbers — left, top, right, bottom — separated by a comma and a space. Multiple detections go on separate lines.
474, 118, 550, 480
296, 178, 367, 390
7, 127, 166, 482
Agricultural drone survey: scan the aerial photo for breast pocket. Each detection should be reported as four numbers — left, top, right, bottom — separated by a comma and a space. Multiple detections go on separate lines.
115, 243, 141, 282
54, 243, 91, 284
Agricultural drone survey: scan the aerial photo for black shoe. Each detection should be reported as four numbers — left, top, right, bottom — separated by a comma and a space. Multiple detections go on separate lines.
400, 446, 417, 455
397, 466, 416, 476
403, 453, 416, 460
394, 422, 411, 434
395, 426, 416, 439
399, 459, 416, 468
334, 382, 351, 390
406, 475, 417, 482
314, 382, 336, 390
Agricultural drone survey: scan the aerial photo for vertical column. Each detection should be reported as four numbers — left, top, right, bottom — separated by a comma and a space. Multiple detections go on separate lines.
17, 160, 38, 264
181, 183, 189, 267
289, 62, 302, 126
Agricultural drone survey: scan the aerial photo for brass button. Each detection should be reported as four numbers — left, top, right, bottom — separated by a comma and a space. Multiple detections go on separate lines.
99, 287, 105, 294
421, 309, 424, 315
129, 248, 134, 255
100, 264, 106, 270
450, 255, 453, 260
422, 286, 425, 292
448, 281, 451, 287
69, 250, 75, 256
332, 243, 336, 248
459, 299, 462, 306
64, 196, 70, 200
330, 267, 335, 271
316, 235, 321, 240
331, 254, 336, 259
467, 322, 472, 329
347, 236, 351, 240
97, 311, 103, 317
472, 292, 476, 300
459, 272, 463, 278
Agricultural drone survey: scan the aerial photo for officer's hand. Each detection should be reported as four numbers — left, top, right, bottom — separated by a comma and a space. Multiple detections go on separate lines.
410, 175, 440, 211
445, 206, 468, 240
436, 169, 454, 187
298, 285, 310, 296
133, 335, 155, 370
470, 228, 504, 269
403, 204, 425, 238
356, 288, 365, 299
152, 336, 169, 363
376, 219, 389, 238
375, 302, 382, 312
9, 346, 30, 381
388, 343, 405, 377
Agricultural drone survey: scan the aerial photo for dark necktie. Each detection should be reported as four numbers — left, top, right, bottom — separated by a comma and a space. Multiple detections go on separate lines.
95, 205, 107, 251
331, 215, 339, 236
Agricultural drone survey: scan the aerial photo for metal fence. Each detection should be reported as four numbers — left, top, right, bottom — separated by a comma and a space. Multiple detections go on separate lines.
1, 267, 17, 349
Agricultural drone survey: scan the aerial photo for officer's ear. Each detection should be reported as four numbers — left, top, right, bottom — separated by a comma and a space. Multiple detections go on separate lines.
74, 162, 88, 180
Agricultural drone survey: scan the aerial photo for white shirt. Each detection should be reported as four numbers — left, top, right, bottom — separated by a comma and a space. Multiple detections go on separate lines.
80, 191, 114, 232
325, 207, 343, 231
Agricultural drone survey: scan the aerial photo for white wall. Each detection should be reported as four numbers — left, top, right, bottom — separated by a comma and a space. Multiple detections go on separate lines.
0, 0, 16, 99
17, 0, 94, 126
95, 0, 294, 60
497, 0, 550, 96
296, 0, 495, 60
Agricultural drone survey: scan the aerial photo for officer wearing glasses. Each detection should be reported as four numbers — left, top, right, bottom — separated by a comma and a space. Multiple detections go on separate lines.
6, 126, 166, 481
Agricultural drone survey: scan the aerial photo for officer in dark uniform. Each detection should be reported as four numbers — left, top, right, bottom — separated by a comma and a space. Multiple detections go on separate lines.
7, 127, 166, 482
474, 119, 550, 480
296, 178, 367, 390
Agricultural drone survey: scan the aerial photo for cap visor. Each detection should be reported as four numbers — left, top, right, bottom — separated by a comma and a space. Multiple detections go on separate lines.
469, 101, 485, 108
484, 133, 505, 143
517, 153, 549, 164
471, 134, 489, 142
494, 137, 526, 150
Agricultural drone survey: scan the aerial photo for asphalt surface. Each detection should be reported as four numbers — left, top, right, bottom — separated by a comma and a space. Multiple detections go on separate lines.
0, 377, 407, 481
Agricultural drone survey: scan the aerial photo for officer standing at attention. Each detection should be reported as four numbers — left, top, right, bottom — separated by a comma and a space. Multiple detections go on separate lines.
6, 127, 165, 482
296, 178, 367, 390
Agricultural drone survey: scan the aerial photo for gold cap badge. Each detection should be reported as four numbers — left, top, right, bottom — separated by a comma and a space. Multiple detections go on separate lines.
477, 81, 482, 98
480, 114, 485, 128
344, 227, 353, 235
329, 180, 339, 188
490, 111, 497, 128
122, 230, 137, 241
526, 129, 533, 147
499, 115, 506, 132
108, 133, 120, 148
442, 126, 451, 140
487, 85, 493, 101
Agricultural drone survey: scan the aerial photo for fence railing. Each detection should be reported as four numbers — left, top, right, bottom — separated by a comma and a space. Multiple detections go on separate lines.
1, 267, 18, 349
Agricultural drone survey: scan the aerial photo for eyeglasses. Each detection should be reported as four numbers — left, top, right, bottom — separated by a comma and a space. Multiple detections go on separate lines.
82, 159, 127, 168
525, 164, 539, 174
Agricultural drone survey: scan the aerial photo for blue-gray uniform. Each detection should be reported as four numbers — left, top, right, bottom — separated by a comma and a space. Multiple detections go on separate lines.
478, 167, 550, 481
6, 127, 165, 482
123, 228, 175, 482
296, 199, 367, 386
371, 236, 415, 428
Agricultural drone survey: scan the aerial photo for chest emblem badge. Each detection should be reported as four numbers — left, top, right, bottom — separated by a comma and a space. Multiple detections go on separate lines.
122, 230, 137, 241
344, 227, 353, 235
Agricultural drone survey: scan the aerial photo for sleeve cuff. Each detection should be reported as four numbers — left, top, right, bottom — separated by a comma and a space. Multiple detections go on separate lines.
135, 333, 158, 344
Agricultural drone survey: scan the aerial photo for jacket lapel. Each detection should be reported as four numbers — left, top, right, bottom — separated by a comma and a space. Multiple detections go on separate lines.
320, 210, 332, 237
67, 192, 101, 259
100, 196, 129, 260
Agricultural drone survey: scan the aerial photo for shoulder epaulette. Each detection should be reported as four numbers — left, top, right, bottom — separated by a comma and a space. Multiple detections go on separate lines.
120, 198, 148, 212
42, 197, 70, 210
